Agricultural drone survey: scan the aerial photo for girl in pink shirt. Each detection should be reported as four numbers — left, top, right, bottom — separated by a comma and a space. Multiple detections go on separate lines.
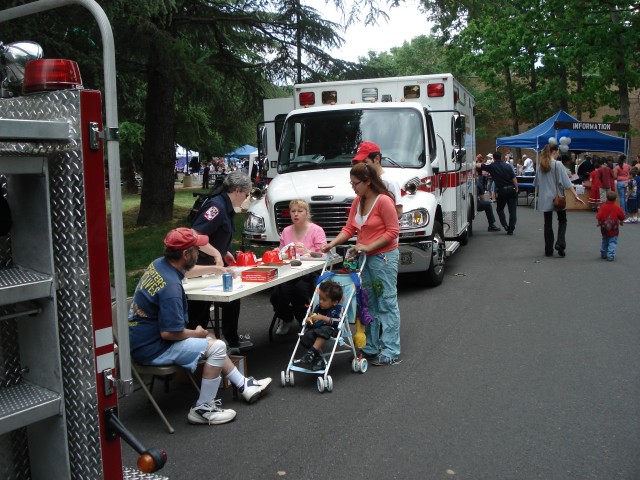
322, 161, 401, 365
272, 199, 327, 335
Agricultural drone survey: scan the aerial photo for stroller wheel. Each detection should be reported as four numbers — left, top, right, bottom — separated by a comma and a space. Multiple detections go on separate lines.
359, 359, 368, 373
316, 376, 325, 393
289, 371, 295, 387
352, 358, 360, 373
280, 370, 286, 387
325, 375, 333, 392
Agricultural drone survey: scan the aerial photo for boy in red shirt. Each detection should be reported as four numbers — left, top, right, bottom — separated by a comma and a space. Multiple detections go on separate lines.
596, 190, 626, 261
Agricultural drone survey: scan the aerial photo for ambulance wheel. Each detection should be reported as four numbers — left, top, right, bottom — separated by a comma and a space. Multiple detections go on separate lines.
423, 220, 445, 287
280, 370, 286, 387
326, 375, 333, 392
289, 371, 295, 387
359, 359, 368, 373
352, 358, 360, 373
316, 376, 325, 393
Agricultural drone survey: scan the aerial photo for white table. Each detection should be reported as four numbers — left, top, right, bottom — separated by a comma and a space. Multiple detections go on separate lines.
183, 258, 340, 340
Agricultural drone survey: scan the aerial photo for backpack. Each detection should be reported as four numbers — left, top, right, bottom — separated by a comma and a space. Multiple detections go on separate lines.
187, 177, 225, 224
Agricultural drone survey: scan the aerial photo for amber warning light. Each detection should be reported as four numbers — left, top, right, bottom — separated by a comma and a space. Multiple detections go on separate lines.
22, 59, 83, 94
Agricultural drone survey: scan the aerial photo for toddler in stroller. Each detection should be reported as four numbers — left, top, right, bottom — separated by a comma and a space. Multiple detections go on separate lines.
281, 251, 368, 393
293, 280, 343, 371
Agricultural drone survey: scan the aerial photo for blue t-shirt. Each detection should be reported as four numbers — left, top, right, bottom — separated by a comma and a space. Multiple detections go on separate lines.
128, 257, 189, 364
311, 303, 344, 329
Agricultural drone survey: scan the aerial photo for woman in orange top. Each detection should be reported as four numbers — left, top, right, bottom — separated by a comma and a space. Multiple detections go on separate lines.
321, 162, 401, 365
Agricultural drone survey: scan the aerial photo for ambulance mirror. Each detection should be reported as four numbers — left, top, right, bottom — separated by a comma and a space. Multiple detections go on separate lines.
451, 114, 465, 150
257, 125, 268, 157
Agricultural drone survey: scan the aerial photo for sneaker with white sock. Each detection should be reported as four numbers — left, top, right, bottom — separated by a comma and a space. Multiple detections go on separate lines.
239, 376, 272, 403
188, 399, 236, 425
275, 319, 292, 335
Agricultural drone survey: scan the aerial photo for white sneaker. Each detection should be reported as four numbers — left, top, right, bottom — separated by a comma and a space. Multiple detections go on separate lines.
240, 376, 272, 403
188, 399, 236, 425
624, 218, 633, 223
275, 319, 291, 335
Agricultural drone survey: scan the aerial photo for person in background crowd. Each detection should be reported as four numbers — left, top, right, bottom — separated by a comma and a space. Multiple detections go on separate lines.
476, 151, 518, 235
128, 228, 271, 425
577, 155, 595, 182
476, 176, 501, 232
321, 162, 401, 366
523, 156, 535, 176
624, 167, 639, 224
352, 141, 403, 219
202, 162, 211, 189
189, 171, 253, 353
588, 158, 603, 212
534, 144, 584, 257
485, 153, 496, 202
597, 157, 615, 206
613, 154, 631, 218
596, 191, 626, 261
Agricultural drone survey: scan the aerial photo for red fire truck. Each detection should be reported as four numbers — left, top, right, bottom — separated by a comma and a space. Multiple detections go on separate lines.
1, 1, 166, 479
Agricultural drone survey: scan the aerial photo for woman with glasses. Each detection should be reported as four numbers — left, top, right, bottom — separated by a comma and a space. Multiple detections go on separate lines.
321, 161, 401, 366
188, 171, 253, 353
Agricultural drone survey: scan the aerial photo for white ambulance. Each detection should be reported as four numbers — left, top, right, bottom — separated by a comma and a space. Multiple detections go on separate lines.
244, 74, 476, 286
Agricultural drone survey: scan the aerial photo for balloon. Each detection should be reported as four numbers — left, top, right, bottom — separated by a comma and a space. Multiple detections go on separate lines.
548, 137, 557, 145
559, 144, 569, 153
559, 136, 569, 145
559, 129, 570, 138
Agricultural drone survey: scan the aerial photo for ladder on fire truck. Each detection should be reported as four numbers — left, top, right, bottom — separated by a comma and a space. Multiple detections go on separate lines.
0, 1, 166, 479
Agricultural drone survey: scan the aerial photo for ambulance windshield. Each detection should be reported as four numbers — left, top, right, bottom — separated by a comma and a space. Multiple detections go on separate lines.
277, 108, 426, 173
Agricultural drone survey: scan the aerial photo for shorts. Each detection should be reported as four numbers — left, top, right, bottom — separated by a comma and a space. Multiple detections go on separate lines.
147, 337, 209, 373
627, 198, 638, 214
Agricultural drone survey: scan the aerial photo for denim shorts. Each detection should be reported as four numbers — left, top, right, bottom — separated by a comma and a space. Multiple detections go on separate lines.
148, 337, 209, 372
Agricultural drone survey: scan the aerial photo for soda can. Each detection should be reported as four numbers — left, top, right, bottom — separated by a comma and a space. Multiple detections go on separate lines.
288, 245, 297, 260
222, 273, 233, 292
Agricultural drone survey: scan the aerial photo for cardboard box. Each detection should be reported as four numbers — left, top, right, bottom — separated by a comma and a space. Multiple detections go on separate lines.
241, 266, 278, 282
222, 355, 247, 389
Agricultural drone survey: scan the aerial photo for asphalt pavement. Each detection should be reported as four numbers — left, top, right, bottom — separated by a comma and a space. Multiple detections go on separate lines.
119, 203, 640, 480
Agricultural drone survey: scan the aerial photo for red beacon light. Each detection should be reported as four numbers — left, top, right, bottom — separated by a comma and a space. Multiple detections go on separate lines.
22, 59, 83, 94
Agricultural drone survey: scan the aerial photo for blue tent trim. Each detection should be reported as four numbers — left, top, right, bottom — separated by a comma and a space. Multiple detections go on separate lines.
225, 144, 257, 157
496, 110, 626, 153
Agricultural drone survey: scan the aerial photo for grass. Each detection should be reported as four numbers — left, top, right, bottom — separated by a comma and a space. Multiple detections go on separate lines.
108, 188, 247, 295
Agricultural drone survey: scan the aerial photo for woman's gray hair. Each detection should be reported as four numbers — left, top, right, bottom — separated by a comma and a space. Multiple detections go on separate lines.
223, 170, 251, 193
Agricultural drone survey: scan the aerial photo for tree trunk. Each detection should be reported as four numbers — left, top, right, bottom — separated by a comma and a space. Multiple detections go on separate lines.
137, 42, 176, 226
611, 9, 630, 126
504, 66, 519, 135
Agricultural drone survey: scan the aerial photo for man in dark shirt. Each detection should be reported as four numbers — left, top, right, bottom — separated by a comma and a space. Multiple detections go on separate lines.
476, 151, 518, 235
577, 155, 595, 182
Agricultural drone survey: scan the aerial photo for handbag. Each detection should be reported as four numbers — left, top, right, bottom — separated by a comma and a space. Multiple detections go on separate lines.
553, 162, 566, 209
